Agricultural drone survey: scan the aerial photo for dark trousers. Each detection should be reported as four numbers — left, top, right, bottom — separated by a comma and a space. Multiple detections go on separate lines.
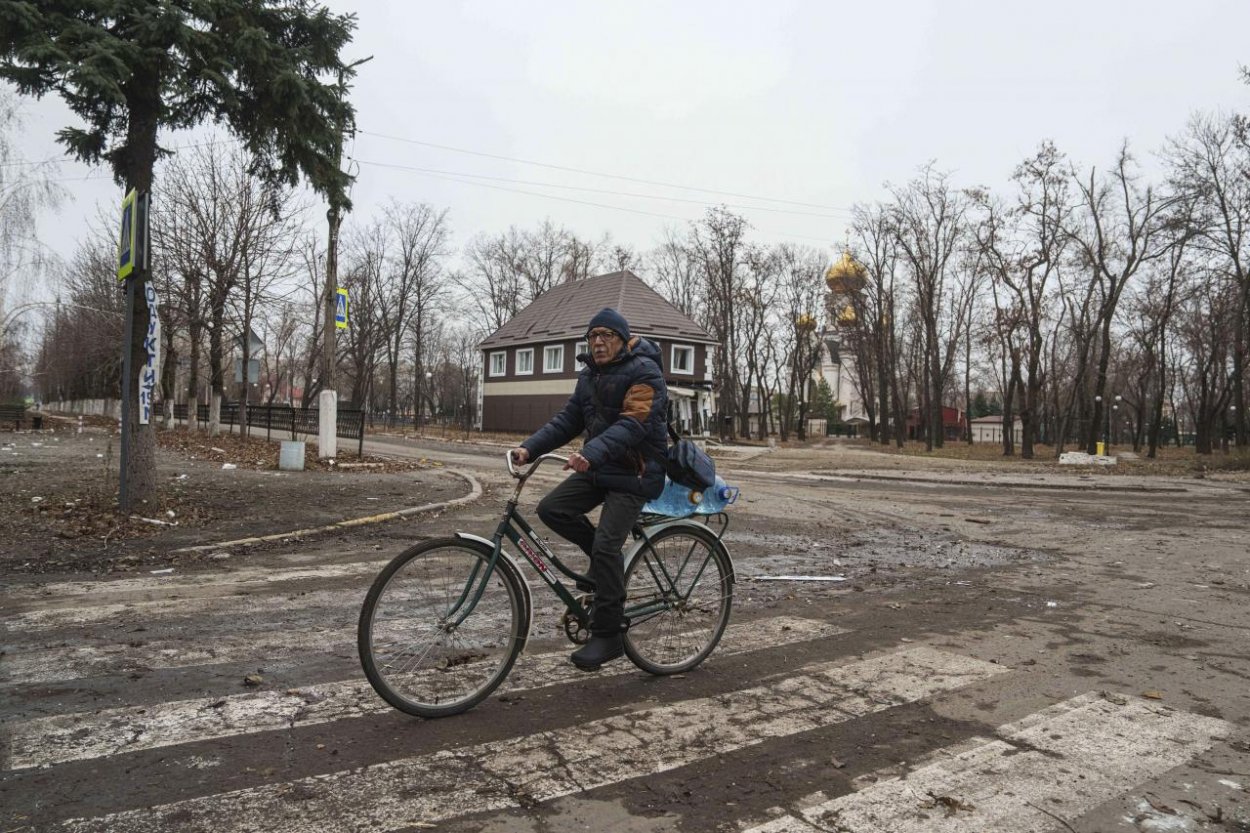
536, 472, 647, 635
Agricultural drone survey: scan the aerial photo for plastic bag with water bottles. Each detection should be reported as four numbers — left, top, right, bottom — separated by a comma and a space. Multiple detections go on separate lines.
642, 475, 739, 517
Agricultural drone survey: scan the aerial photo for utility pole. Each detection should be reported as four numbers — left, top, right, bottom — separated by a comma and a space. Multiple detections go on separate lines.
318, 55, 372, 459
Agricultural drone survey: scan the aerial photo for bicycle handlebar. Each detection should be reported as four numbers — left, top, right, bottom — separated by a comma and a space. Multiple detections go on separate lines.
505, 450, 570, 480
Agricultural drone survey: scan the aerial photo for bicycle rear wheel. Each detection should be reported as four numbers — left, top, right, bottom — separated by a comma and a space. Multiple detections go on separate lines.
358, 539, 525, 717
623, 525, 733, 675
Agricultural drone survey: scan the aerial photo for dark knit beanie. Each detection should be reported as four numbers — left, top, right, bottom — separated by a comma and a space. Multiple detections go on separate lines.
587, 307, 631, 341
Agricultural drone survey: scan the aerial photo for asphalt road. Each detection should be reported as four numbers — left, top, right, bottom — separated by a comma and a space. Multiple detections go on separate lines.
3, 438, 1249, 832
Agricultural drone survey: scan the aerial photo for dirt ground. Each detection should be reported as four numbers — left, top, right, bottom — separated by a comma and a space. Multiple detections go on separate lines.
0, 417, 460, 575
3, 417, 1246, 580
3, 419, 1250, 831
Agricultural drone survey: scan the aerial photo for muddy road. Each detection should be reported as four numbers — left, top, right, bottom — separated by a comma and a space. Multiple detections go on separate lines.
3, 437, 1249, 832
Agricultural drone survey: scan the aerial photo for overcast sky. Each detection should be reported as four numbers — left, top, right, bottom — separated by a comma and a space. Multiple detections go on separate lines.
12, 0, 1250, 302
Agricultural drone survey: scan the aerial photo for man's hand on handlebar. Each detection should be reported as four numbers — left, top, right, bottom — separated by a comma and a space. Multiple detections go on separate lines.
509, 447, 530, 465
564, 452, 590, 473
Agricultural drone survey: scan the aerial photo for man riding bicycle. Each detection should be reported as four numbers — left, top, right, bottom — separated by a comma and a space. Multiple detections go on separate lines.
510, 307, 668, 671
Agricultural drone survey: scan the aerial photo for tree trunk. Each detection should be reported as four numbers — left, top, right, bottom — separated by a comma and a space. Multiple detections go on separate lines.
187, 317, 202, 431
118, 74, 161, 511
208, 307, 225, 436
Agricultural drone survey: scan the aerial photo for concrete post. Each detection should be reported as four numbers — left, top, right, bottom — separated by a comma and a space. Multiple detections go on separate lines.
319, 389, 337, 459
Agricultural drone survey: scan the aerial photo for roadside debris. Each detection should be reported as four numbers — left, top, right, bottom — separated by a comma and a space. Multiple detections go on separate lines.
922, 791, 975, 817
1059, 451, 1117, 466
750, 575, 849, 582
132, 515, 177, 527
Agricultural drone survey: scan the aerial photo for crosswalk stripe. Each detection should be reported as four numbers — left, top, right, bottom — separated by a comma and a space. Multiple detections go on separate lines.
53, 646, 1004, 833
745, 691, 1232, 832
4, 586, 361, 632
5, 554, 596, 632
2, 626, 354, 685
5, 616, 847, 770
19, 560, 389, 601
3, 598, 596, 685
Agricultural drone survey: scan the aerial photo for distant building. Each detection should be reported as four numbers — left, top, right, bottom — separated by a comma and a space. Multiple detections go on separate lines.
477, 270, 718, 434
812, 251, 869, 428
906, 406, 968, 442
970, 415, 1023, 444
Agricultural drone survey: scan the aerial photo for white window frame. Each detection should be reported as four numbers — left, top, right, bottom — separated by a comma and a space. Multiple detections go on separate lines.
671, 344, 695, 376
575, 340, 588, 360
489, 351, 506, 378
705, 345, 715, 376
543, 344, 564, 374
515, 347, 535, 376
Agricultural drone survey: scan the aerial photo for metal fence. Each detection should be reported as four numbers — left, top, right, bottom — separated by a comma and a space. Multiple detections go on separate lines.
172, 403, 366, 455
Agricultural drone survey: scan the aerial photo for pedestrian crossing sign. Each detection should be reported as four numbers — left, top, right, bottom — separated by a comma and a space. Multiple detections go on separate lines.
335, 288, 349, 329
117, 188, 137, 281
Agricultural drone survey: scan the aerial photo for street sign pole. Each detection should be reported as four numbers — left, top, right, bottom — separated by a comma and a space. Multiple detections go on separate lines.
116, 187, 139, 509
119, 275, 134, 508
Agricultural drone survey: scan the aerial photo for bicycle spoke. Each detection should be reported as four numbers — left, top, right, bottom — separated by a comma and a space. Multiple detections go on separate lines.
359, 541, 523, 717
624, 527, 732, 675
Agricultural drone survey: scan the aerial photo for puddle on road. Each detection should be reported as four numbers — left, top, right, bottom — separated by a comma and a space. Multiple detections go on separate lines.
724, 525, 1048, 578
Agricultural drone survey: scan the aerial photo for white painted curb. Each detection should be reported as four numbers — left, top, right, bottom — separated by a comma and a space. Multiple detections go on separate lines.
171, 468, 483, 554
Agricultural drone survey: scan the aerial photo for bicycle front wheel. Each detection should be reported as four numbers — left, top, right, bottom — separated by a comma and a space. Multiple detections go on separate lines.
623, 525, 733, 675
358, 539, 525, 718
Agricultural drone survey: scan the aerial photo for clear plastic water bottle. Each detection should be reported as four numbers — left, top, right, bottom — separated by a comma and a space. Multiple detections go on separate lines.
692, 476, 739, 515
643, 476, 740, 516
642, 478, 705, 517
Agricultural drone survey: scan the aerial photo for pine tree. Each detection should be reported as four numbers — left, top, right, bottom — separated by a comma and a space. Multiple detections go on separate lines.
1, 0, 358, 509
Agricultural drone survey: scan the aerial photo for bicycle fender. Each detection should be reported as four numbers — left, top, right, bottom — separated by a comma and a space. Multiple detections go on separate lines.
623, 519, 736, 585
454, 532, 534, 649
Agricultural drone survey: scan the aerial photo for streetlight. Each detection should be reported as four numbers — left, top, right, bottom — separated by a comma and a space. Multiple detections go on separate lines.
1111, 398, 1120, 448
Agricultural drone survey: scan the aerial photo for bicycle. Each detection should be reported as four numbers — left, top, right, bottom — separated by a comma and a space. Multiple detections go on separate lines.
358, 452, 736, 718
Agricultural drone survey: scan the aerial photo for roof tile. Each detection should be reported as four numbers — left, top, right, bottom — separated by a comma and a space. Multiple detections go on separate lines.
478, 270, 715, 349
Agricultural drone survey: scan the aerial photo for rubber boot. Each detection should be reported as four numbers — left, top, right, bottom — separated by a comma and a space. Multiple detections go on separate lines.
570, 633, 624, 671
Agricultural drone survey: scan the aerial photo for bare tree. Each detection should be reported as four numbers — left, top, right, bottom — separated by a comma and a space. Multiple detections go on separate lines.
690, 207, 750, 439
561, 232, 603, 283
297, 235, 327, 404
380, 202, 450, 423
772, 244, 826, 440
37, 229, 124, 402
1164, 112, 1250, 447
849, 203, 906, 446
648, 226, 702, 320
459, 230, 526, 331
228, 186, 304, 434
159, 145, 255, 434
890, 164, 973, 449
340, 223, 388, 410
971, 142, 1071, 457
1065, 143, 1176, 454
1174, 267, 1238, 453
0, 89, 63, 383
739, 246, 778, 438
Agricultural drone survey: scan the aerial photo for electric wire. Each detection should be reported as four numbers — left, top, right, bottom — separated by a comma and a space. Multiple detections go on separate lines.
357, 129, 850, 212
350, 158, 837, 245
351, 157, 849, 219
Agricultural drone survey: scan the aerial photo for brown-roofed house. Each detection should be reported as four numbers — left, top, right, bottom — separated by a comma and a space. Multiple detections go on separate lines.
477, 270, 719, 434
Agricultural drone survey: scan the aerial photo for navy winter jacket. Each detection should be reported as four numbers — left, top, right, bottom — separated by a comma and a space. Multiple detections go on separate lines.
521, 337, 668, 498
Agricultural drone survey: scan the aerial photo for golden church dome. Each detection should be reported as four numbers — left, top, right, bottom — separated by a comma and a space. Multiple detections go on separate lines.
826, 250, 867, 294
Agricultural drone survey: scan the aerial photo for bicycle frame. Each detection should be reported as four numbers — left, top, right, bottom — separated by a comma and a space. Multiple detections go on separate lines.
445, 453, 733, 636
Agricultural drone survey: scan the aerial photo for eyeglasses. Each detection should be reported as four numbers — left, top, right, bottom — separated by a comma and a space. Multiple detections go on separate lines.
586, 329, 620, 343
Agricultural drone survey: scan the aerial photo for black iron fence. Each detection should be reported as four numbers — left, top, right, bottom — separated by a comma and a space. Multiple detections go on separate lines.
172, 403, 366, 455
